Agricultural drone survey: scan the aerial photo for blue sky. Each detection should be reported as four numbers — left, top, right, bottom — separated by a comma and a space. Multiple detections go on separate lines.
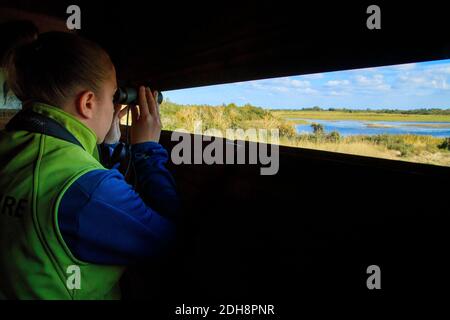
164, 59, 450, 110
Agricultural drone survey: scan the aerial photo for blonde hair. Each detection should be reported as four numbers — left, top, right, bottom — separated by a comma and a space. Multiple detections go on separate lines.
6, 32, 112, 107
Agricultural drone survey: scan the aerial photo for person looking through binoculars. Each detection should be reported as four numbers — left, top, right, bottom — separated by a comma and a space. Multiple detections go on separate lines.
0, 29, 180, 300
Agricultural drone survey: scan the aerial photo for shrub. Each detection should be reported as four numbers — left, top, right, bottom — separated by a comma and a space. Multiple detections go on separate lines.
311, 123, 324, 135
438, 137, 450, 151
326, 131, 341, 143
363, 134, 415, 156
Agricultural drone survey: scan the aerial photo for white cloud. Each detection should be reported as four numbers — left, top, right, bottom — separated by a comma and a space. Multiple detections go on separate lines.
290, 79, 310, 88
326, 80, 350, 87
437, 66, 450, 74
350, 66, 377, 73
248, 81, 290, 93
249, 81, 265, 89
355, 74, 383, 85
354, 74, 391, 91
398, 72, 450, 91
329, 91, 344, 96
247, 76, 315, 94
431, 78, 449, 90
272, 86, 290, 93
238, 60, 450, 106
297, 87, 319, 95
399, 75, 426, 85
271, 77, 310, 88
392, 63, 417, 71
300, 73, 324, 80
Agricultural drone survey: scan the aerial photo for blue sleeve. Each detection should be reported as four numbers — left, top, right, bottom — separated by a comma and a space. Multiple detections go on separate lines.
131, 142, 180, 220
102, 142, 119, 152
99, 142, 120, 170
58, 143, 180, 265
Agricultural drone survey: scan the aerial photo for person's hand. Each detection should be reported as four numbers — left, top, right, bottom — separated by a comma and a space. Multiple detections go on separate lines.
130, 86, 162, 144
103, 104, 129, 144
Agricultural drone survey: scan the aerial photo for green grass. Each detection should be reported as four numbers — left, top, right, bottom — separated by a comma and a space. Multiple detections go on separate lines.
272, 110, 450, 123
158, 101, 298, 138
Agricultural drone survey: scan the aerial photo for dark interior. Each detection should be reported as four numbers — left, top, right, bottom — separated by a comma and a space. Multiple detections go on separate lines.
3, 1, 450, 90
1, 0, 449, 310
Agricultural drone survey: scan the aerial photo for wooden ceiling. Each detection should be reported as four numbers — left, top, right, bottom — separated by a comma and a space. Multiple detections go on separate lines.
1, 1, 449, 91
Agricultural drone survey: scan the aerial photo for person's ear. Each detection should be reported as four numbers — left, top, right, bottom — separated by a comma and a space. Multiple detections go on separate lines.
76, 90, 97, 119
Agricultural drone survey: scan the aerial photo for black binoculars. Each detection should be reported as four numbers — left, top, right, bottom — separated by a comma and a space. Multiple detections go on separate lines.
113, 87, 163, 105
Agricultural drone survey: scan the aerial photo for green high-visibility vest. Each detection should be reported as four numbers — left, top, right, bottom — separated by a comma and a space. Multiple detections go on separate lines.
0, 102, 125, 299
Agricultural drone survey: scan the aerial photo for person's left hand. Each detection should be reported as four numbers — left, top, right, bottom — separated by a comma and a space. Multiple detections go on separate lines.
103, 104, 129, 144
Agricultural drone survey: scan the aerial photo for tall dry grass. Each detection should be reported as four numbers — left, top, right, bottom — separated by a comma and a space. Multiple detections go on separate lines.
121, 101, 450, 166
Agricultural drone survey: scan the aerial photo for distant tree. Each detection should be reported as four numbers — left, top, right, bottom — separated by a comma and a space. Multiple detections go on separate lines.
438, 137, 450, 151
311, 123, 324, 135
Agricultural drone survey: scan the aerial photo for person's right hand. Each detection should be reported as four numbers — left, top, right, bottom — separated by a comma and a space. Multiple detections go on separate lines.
130, 86, 162, 144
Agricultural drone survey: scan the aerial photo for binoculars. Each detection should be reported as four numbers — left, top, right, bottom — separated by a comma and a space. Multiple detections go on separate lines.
113, 87, 163, 105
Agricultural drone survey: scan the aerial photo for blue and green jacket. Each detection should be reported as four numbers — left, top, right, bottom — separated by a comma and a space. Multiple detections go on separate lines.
59, 139, 180, 265
59, 128, 180, 265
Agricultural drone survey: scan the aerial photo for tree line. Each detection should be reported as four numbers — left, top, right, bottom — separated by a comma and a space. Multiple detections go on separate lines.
273, 106, 450, 115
